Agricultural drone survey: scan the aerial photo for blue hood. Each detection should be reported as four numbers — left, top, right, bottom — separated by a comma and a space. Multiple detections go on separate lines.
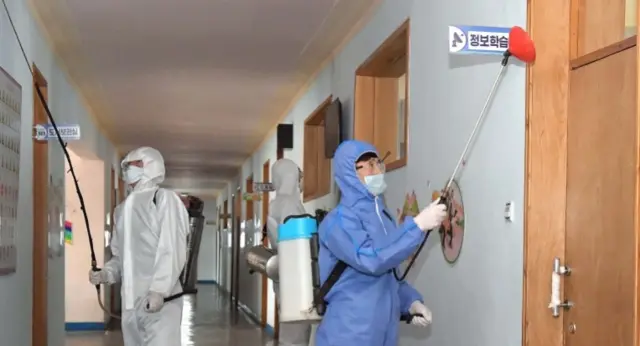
333, 140, 377, 206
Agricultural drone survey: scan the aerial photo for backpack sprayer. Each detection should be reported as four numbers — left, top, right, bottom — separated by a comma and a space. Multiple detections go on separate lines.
1, 0, 198, 320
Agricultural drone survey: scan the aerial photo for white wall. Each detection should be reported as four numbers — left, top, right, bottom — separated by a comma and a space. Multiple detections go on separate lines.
0, 0, 118, 344
197, 198, 218, 282
224, 0, 526, 344
64, 150, 106, 323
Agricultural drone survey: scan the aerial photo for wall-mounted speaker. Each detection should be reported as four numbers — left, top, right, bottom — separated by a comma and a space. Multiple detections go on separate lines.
277, 123, 294, 150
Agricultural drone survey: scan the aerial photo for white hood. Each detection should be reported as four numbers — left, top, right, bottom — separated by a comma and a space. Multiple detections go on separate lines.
267, 159, 306, 249
272, 158, 301, 196
121, 146, 166, 191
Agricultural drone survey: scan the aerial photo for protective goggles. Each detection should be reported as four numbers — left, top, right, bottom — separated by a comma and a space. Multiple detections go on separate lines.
121, 159, 144, 170
355, 158, 386, 173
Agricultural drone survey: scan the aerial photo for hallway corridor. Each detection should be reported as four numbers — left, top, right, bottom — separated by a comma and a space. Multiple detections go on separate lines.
65, 285, 274, 346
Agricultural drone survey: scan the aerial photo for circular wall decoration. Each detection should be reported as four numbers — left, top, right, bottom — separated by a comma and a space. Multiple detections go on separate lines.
432, 179, 465, 264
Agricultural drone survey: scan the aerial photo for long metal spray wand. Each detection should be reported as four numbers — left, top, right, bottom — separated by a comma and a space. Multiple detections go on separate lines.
443, 55, 511, 194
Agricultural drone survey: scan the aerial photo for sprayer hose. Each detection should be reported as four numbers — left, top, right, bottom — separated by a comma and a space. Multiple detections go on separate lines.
393, 194, 449, 281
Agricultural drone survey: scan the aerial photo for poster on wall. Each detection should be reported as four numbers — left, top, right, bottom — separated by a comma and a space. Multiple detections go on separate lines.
397, 191, 420, 268
0, 67, 21, 276
64, 221, 73, 245
48, 176, 65, 258
396, 191, 420, 222
242, 192, 262, 201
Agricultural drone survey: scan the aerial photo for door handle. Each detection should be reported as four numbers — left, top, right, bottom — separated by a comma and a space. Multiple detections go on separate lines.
549, 257, 572, 317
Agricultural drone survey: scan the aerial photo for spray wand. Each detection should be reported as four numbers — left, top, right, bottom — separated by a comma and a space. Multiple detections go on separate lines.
394, 26, 537, 284
0, 0, 125, 319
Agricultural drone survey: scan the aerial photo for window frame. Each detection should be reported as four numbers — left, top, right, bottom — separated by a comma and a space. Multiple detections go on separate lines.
302, 95, 333, 202
353, 19, 410, 172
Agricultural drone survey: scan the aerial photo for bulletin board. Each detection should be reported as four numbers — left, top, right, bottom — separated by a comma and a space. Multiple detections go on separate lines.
0, 67, 22, 275
48, 176, 65, 258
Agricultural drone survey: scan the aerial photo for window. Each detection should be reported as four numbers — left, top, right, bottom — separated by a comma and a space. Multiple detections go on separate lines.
354, 20, 409, 171
303, 95, 333, 202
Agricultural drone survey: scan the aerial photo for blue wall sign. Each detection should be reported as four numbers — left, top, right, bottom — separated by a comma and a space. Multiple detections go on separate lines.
33, 124, 81, 141
449, 25, 510, 55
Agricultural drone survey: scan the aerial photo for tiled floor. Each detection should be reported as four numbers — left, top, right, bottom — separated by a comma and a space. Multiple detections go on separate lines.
65, 285, 274, 346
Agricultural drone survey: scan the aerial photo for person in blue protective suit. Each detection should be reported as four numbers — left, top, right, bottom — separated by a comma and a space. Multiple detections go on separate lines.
315, 140, 448, 346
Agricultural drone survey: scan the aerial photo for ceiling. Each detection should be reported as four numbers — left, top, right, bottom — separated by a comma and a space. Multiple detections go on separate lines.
29, 0, 379, 198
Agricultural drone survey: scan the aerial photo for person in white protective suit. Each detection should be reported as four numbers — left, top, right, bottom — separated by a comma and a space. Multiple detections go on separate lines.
266, 159, 312, 346
88, 147, 190, 346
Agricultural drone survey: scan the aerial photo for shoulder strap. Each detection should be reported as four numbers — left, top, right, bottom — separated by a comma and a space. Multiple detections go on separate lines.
314, 260, 347, 315
317, 260, 348, 298
152, 189, 159, 206
260, 223, 268, 243
313, 206, 353, 314
314, 206, 398, 315
150, 188, 190, 293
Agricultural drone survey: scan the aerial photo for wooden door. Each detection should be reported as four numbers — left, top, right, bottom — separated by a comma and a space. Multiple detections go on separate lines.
32, 65, 49, 346
563, 45, 637, 344
260, 160, 270, 327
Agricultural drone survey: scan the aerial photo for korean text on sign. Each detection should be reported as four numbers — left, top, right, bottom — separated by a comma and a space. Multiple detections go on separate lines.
47, 126, 80, 139
449, 25, 511, 55
467, 30, 508, 52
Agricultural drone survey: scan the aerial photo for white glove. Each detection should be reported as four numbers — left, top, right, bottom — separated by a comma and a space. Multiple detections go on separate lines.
409, 300, 432, 327
88, 269, 109, 285
143, 292, 165, 313
413, 198, 448, 231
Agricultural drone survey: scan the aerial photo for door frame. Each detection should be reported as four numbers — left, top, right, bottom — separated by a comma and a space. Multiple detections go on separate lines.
274, 150, 284, 339
223, 199, 229, 290
246, 175, 254, 220
107, 168, 117, 321
216, 206, 221, 283
524, 2, 640, 346
231, 186, 242, 313
32, 64, 49, 346
260, 160, 270, 328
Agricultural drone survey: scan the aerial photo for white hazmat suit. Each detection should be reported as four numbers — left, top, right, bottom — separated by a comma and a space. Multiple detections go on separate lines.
89, 147, 190, 346
267, 159, 312, 346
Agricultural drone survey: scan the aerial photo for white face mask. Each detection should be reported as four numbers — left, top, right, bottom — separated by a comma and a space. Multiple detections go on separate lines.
124, 166, 144, 184
364, 173, 387, 196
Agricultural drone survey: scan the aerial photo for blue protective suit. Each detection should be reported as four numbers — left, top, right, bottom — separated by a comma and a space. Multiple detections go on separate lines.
315, 140, 426, 346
